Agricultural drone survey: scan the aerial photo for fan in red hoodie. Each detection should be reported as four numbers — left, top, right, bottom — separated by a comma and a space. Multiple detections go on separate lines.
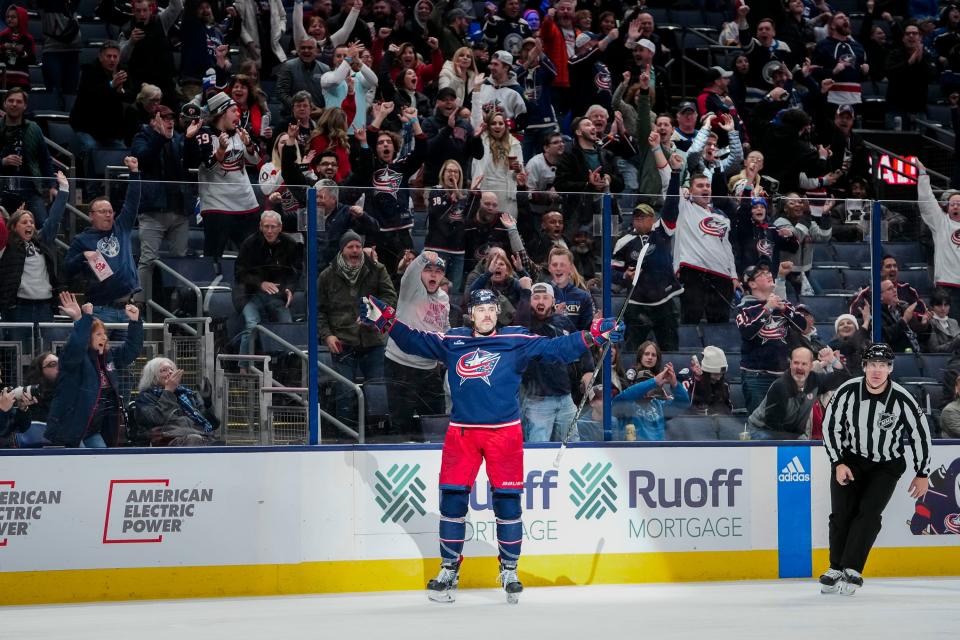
0, 6, 36, 89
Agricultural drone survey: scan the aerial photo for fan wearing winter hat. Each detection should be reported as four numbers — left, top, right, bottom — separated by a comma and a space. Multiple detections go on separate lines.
184, 91, 261, 263
686, 346, 734, 416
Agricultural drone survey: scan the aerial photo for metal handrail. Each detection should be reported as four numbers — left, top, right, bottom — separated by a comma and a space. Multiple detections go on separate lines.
152, 259, 204, 318
250, 324, 365, 442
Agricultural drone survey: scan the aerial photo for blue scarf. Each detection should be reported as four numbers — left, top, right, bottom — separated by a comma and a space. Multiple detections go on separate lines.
147, 386, 213, 433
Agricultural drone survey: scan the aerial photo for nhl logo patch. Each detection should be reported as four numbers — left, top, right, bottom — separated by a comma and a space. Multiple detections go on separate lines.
877, 412, 896, 430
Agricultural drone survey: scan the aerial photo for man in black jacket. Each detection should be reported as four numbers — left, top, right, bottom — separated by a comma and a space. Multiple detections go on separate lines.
554, 116, 624, 232
759, 108, 831, 195
420, 87, 480, 186
69, 41, 130, 195
119, 0, 182, 107
746, 345, 848, 439
234, 211, 303, 359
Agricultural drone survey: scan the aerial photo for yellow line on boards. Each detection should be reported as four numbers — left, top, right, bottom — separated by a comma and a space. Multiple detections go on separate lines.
812, 546, 960, 577
0, 551, 777, 606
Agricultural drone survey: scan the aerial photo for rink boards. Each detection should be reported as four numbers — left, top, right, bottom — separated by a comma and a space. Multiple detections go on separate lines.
1, 442, 959, 605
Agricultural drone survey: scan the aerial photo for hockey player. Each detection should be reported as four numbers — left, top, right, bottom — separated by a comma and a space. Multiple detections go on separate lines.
359, 288, 623, 604
819, 343, 932, 595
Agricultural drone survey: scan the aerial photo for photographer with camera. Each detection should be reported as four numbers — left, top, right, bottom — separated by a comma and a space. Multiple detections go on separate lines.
0, 352, 60, 447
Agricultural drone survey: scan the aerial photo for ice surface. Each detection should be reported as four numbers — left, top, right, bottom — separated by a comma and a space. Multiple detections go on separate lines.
5, 578, 957, 640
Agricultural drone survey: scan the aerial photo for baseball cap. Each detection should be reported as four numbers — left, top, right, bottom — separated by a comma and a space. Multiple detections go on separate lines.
156, 105, 175, 120
423, 253, 447, 271
491, 50, 514, 65
710, 65, 733, 78
530, 282, 556, 297
447, 7, 467, 20
742, 264, 770, 285
837, 104, 855, 116
677, 101, 697, 114
637, 38, 655, 53
795, 303, 813, 316
575, 32, 593, 49
180, 102, 202, 120
633, 203, 655, 217
436, 86, 458, 101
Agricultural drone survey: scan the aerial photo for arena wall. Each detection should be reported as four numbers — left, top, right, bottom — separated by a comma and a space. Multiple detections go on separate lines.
1, 442, 958, 605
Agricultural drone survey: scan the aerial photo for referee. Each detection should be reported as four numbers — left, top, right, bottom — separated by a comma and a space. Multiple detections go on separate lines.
819, 343, 932, 595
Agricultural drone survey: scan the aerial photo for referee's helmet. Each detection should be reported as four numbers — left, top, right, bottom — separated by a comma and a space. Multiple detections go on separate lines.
862, 343, 895, 363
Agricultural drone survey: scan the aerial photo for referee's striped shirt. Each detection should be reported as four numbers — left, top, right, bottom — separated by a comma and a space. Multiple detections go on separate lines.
822, 377, 932, 477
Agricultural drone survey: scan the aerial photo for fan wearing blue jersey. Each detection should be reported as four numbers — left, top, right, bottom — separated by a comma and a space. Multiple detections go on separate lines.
360, 288, 623, 605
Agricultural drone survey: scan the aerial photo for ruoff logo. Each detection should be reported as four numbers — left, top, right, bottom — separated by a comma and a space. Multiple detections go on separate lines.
374, 463, 427, 524
779, 456, 810, 482
102, 479, 213, 544
570, 462, 617, 520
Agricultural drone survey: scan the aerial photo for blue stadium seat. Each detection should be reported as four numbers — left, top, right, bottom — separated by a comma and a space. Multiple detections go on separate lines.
661, 352, 695, 376
420, 414, 450, 443
812, 242, 841, 266
882, 242, 927, 268
258, 322, 308, 353
157, 256, 219, 287
91, 148, 130, 178
701, 322, 741, 352
894, 353, 930, 382
47, 121, 74, 149
665, 415, 717, 440
843, 270, 872, 292
206, 288, 235, 320
898, 270, 932, 296
678, 323, 703, 351
219, 257, 236, 283
798, 295, 851, 320
810, 268, 844, 293
724, 352, 741, 378
814, 322, 836, 344
670, 9, 706, 27
729, 382, 745, 412
926, 384, 947, 412
363, 380, 390, 425
921, 354, 951, 378
832, 243, 871, 269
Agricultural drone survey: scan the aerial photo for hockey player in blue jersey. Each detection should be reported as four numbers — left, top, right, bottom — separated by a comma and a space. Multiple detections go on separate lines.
360, 288, 623, 604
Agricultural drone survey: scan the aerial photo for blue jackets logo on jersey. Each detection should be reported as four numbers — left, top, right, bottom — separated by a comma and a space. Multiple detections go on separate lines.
699, 217, 728, 240
758, 316, 788, 344
455, 349, 501, 386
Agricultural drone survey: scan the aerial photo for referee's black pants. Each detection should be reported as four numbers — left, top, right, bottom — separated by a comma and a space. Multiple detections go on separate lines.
828, 452, 906, 574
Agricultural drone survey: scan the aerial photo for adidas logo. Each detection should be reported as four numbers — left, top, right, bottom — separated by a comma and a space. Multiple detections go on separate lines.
778, 456, 810, 482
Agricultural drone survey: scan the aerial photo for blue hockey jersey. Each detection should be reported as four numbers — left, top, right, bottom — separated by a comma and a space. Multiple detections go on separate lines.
388, 321, 593, 429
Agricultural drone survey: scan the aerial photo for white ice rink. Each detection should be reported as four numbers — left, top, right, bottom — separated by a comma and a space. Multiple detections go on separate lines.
5, 578, 957, 640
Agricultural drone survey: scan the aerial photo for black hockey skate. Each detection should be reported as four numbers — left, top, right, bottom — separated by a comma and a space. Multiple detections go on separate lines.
839, 569, 863, 596
498, 562, 523, 605
819, 568, 843, 594
427, 559, 461, 603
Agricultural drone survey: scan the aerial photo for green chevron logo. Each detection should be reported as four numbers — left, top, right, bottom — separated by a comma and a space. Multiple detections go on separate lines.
374, 463, 427, 523
570, 461, 617, 520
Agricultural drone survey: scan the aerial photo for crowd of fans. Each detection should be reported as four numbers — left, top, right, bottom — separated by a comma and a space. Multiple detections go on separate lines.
1, 0, 960, 446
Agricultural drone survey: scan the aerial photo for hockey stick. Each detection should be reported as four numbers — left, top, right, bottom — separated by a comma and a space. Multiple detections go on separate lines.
553, 242, 650, 469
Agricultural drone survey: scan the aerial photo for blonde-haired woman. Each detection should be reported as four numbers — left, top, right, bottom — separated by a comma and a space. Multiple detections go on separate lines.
307, 91, 356, 182
472, 112, 523, 218
426, 159, 481, 293
545, 246, 594, 331
438, 47, 477, 106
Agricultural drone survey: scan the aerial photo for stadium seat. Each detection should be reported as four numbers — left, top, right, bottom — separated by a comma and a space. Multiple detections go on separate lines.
206, 288, 235, 320
729, 382, 745, 412
259, 322, 309, 353
47, 121, 74, 149
363, 380, 390, 427
814, 322, 836, 344
897, 270, 932, 295
843, 270, 872, 292
812, 242, 841, 266
926, 384, 947, 412
701, 323, 741, 352
831, 243, 871, 268
921, 354, 951, 378
724, 352, 741, 378
157, 256, 219, 288
810, 268, 844, 293
715, 415, 748, 440
91, 148, 130, 179
664, 415, 717, 440
882, 242, 927, 268
670, 9, 705, 27
798, 296, 851, 320
420, 414, 450, 443
894, 353, 932, 383
678, 323, 703, 351
661, 352, 694, 375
